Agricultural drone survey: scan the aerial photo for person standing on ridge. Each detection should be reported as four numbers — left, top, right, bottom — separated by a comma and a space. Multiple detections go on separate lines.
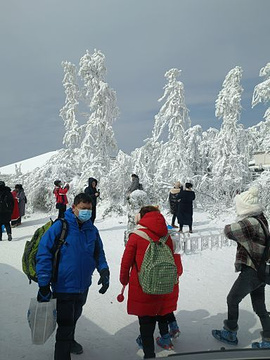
176, 182, 195, 233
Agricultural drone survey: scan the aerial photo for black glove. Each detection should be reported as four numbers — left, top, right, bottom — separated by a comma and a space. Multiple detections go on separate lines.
37, 285, 52, 302
98, 268, 110, 294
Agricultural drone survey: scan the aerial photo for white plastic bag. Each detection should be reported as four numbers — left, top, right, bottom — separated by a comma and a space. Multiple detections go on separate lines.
27, 298, 57, 345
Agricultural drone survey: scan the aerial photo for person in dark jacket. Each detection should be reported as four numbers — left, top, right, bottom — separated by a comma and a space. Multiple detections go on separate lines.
0, 181, 14, 241
176, 182, 195, 233
36, 193, 110, 360
126, 174, 142, 199
169, 181, 182, 228
84, 177, 100, 224
53, 180, 69, 219
14, 184, 27, 225
212, 187, 270, 348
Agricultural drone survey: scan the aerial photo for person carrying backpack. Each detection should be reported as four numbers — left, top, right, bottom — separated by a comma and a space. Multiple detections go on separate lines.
0, 181, 14, 241
53, 180, 69, 219
36, 193, 110, 360
212, 187, 270, 349
119, 206, 182, 359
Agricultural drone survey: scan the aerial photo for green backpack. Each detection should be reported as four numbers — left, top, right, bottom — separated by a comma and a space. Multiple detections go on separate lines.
22, 218, 67, 283
133, 229, 177, 295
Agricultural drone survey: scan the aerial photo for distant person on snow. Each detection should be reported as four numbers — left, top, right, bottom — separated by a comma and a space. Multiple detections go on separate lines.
169, 181, 182, 228
126, 174, 143, 200
36, 192, 110, 360
84, 177, 100, 224
11, 187, 20, 227
14, 184, 27, 225
53, 180, 69, 219
0, 181, 14, 241
212, 187, 270, 349
176, 182, 195, 233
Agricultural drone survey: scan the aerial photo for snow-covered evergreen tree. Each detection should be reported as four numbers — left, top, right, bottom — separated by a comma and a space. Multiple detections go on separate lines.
252, 62, 270, 151
148, 68, 192, 204
78, 50, 119, 185
59, 61, 81, 149
212, 66, 250, 201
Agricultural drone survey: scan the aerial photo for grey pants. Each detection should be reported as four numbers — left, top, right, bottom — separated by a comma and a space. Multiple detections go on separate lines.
225, 265, 270, 338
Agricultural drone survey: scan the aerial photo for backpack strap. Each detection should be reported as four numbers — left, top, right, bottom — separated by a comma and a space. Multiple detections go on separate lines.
132, 229, 169, 244
51, 219, 68, 282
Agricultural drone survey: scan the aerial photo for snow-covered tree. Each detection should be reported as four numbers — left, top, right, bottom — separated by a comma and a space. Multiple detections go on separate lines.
252, 62, 270, 151
147, 68, 192, 203
59, 61, 81, 149
78, 50, 119, 184
212, 66, 250, 201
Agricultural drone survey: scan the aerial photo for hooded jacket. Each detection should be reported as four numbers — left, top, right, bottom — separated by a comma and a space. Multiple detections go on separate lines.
36, 208, 109, 293
0, 185, 14, 222
120, 211, 182, 316
84, 177, 99, 207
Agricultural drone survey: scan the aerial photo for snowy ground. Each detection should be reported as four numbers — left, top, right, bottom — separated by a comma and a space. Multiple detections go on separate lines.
1, 206, 269, 360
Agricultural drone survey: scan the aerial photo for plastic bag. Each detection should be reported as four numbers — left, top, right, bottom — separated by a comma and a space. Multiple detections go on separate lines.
27, 298, 57, 345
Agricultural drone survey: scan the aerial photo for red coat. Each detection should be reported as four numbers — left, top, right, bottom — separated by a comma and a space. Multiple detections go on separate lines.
53, 186, 69, 205
11, 191, 20, 221
120, 211, 183, 317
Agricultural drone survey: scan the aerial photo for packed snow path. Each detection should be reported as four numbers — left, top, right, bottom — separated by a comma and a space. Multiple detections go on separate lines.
0, 209, 269, 359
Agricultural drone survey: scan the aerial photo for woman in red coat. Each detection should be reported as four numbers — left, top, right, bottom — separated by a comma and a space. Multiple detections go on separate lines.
11, 190, 20, 227
120, 206, 183, 359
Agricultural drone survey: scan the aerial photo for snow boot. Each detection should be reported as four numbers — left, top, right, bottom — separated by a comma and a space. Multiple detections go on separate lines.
252, 335, 270, 349
156, 333, 173, 350
169, 321, 181, 338
8, 234, 12, 241
70, 340, 83, 354
136, 335, 143, 349
212, 328, 238, 345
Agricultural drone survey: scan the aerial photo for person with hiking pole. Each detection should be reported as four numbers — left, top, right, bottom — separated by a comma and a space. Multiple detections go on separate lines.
36, 193, 110, 360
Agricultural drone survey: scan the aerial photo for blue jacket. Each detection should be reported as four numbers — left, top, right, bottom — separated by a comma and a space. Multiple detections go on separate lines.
36, 208, 109, 293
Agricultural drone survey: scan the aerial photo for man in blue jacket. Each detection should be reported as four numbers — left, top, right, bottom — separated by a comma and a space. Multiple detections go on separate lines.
36, 193, 110, 360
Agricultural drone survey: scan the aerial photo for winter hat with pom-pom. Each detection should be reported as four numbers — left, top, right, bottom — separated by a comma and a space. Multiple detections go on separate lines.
234, 187, 263, 217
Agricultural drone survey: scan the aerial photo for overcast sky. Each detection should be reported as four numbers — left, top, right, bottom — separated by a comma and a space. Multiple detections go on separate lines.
0, 0, 269, 167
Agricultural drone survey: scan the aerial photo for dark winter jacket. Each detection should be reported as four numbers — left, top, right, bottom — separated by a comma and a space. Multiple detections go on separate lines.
224, 212, 269, 272
16, 189, 26, 217
36, 207, 109, 293
169, 188, 182, 215
176, 190, 195, 226
127, 176, 140, 195
84, 177, 99, 207
120, 211, 182, 317
0, 185, 14, 223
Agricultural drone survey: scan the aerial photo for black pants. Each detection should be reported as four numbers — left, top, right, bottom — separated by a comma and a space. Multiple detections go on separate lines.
171, 214, 177, 226
57, 204, 66, 219
91, 206, 96, 224
0, 222, 11, 238
225, 266, 270, 338
138, 315, 169, 359
54, 291, 88, 360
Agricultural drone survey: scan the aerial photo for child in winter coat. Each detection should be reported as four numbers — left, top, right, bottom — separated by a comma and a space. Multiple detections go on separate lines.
120, 206, 183, 359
